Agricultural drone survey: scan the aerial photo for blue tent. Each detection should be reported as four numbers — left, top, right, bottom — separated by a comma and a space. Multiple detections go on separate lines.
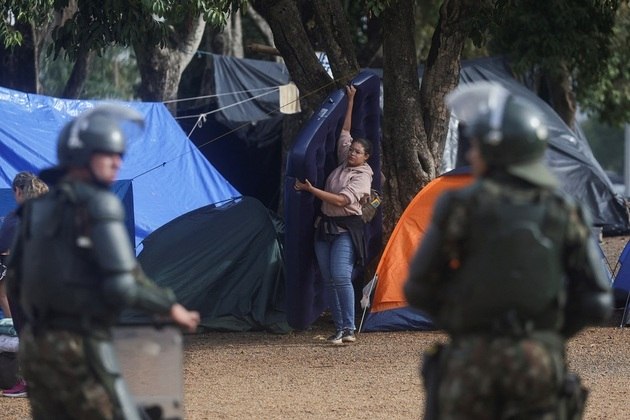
0, 87, 240, 250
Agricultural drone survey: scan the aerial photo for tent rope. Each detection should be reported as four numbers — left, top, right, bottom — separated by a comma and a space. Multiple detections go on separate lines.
130, 73, 350, 182
165, 86, 280, 106
184, 88, 278, 137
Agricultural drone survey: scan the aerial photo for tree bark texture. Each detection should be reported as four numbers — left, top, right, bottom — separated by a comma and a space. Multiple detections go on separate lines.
381, 0, 472, 239
218, 12, 244, 58
230, 12, 244, 58
134, 14, 206, 114
252, 0, 332, 113
62, 46, 93, 99
311, 0, 360, 86
536, 64, 577, 130
420, 0, 475, 172
381, 1, 426, 237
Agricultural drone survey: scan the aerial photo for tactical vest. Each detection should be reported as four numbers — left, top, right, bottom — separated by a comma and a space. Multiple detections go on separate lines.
439, 180, 569, 335
19, 182, 114, 323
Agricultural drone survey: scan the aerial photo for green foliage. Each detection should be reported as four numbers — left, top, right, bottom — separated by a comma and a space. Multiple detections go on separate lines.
363, 0, 395, 17
490, 0, 617, 71
486, 0, 620, 111
1, 0, 246, 57
581, 116, 625, 174
0, 0, 56, 47
577, 3, 630, 125
39, 45, 140, 99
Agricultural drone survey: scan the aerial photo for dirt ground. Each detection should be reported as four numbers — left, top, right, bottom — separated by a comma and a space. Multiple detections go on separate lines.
1, 236, 629, 419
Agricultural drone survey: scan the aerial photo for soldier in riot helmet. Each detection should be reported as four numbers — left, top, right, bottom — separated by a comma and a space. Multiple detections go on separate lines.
404, 82, 612, 419
8, 105, 200, 419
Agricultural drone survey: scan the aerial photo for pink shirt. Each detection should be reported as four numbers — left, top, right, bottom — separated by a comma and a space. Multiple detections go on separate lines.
321, 130, 373, 217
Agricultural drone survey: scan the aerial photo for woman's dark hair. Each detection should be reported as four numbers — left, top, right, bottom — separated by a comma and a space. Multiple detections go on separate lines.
351, 137, 372, 156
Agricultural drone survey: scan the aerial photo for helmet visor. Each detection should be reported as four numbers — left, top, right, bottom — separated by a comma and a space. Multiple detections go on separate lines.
446, 81, 511, 128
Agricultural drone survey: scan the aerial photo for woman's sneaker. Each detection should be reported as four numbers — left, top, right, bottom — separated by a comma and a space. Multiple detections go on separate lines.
1, 378, 27, 398
327, 330, 344, 345
341, 329, 356, 343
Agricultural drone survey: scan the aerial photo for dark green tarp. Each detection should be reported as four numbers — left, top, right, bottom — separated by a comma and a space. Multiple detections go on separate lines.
121, 197, 289, 334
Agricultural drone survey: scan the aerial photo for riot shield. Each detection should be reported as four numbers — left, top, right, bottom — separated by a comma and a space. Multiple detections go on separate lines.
113, 324, 184, 420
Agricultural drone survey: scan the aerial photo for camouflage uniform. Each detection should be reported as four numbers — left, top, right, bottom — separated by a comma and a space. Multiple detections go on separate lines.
439, 336, 557, 419
404, 82, 612, 420
20, 328, 121, 419
406, 178, 610, 419
8, 107, 183, 420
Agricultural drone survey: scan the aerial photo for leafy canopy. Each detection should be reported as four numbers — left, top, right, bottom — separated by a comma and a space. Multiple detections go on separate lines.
1, 0, 245, 56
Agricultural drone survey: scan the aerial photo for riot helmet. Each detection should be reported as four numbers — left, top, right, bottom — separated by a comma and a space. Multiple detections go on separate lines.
446, 82, 558, 188
57, 104, 144, 169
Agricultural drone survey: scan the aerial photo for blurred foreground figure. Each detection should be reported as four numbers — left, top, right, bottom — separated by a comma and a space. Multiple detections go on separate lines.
0, 171, 48, 398
404, 82, 612, 420
8, 105, 200, 419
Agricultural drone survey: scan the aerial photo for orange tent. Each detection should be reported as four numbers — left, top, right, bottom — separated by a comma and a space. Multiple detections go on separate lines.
361, 170, 473, 331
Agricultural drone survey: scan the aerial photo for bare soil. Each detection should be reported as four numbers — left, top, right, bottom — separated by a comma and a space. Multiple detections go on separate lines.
2, 236, 629, 419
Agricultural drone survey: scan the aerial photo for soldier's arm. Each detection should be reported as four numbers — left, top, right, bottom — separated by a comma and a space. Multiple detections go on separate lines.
87, 192, 176, 314
404, 192, 457, 317
561, 203, 613, 337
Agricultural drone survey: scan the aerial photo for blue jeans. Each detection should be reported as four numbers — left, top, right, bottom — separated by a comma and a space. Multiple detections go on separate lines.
314, 232, 356, 331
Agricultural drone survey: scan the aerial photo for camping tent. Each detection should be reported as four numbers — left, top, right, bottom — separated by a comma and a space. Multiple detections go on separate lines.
178, 54, 288, 210
361, 169, 473, 332
0, 86, 240, 249
448, 57, 629, 234
122, 197, 290, 333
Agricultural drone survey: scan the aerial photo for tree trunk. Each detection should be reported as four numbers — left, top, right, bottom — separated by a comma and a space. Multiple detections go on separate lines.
62, 45, 93, 98
381, 1, 425, 237
311, 0, 360, 86
538, 64, 577, 130
420, 0, 474, 174
134, 14, 206, 114
247, 5, 281, 62
381, 0, 473, 239
216, 11, 244, 58
248, 5, 274, 46
252, 0, 332, 113
230, 12, 244, 58
0, 22, 38, 93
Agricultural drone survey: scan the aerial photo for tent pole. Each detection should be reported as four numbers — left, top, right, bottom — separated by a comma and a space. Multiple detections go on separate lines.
358, 274, 378, 333
620, 291, 630, 328
624, 124, 630, 197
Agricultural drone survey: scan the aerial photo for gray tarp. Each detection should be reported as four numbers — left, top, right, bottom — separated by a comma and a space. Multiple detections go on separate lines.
451, 57, 629, 234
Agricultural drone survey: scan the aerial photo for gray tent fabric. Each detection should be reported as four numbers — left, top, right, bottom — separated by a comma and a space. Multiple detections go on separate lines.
448, 57, 629, 234
177, 55, 289, 210
121, 197, 289, 333
213, 54, 289, 124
